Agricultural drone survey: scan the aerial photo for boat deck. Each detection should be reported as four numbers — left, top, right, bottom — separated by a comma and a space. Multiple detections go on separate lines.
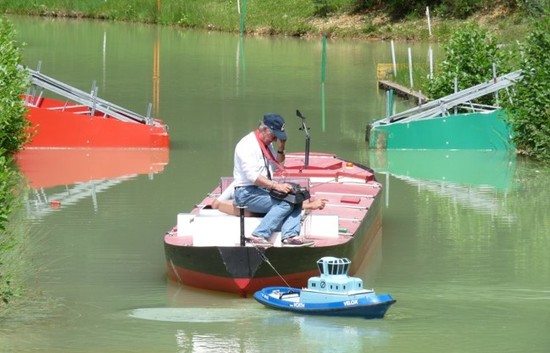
165, 153, 382, 248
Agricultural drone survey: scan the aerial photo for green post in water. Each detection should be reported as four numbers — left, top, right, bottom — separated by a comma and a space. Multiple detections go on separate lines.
386, 89, 394, 118
321, 36, 327, 131
240, 0, 247, 36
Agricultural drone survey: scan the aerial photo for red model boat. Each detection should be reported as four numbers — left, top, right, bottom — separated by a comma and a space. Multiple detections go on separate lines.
164, 151, 382, 297
22, 66, 169, 149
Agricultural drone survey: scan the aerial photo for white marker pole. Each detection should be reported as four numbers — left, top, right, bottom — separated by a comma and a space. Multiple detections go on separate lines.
408, 47, 413, 88
426, 7, 432, 36
391, 40, 397, 77
428, 46, 433, 80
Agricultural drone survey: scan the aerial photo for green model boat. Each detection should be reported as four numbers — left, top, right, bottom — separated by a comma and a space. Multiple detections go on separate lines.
367, 71, 521, 151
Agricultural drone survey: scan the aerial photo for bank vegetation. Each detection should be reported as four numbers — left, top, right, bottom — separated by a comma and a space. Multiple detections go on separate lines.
0, 17, 29, 306
0, 0, 546, 42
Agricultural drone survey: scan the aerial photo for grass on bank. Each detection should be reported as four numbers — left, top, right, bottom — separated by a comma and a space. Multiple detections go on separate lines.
0, 0, 537, 43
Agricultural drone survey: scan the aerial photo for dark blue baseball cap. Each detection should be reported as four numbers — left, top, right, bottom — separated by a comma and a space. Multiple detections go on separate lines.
263, 113, 287, 141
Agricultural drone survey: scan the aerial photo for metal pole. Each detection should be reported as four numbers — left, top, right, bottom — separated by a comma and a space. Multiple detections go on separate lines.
391, 40, 396, 77
493, 63, 499, 105
454, 77, 458, 115
240, 0, 247, 36
296, 110, 310, 168
238, 206, 246, 246
428, 46, 433, 80
408, 47, 413, 88
426, 7, 432, 37
321, 36, 327, 132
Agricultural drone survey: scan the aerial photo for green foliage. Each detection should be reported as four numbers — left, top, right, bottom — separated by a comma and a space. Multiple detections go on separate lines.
435, 0, 484, 18
0, 17, 30, 153
517, 0, 550, 18
0, 0, 540, 40
0, 15, 27, 238
312, 0, 337, 17
351, 0, 483, 19
0, 16, 28, 305
0, 157, 9, 231
502, 18, 550, 161
0, 154, 19, 232
0, 153, 22, 305
427, 24, 506, 104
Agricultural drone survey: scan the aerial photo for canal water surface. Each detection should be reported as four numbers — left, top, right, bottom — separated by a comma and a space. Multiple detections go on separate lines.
3, 15, 549, 353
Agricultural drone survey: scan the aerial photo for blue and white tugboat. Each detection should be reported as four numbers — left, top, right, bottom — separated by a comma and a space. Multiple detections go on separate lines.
253, 257, 395, 319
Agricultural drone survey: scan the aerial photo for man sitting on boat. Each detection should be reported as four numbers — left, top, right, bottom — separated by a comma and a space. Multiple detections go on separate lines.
230, 113, 315, 247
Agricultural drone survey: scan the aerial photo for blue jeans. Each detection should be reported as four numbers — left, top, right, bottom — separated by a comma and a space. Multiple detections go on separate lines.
234, 186, 302, 239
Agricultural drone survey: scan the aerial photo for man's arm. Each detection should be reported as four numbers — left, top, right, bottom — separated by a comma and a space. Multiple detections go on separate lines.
276, 139, 286, 163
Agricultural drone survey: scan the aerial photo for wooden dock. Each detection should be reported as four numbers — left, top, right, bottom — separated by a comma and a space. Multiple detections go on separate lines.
378, 80, 429, 104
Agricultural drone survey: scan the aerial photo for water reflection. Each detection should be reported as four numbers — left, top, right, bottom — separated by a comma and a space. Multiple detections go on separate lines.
128, 305, 391, 353
8, 15, 550, 353
261, 315, 391, 352
236, 36, 246, 95
127, 229, 387, 352
153, 28, 161, 116
15, 148, 169, 219
369, 150, 516, 219
129, 307, 251, 323
368, 150, 516, 191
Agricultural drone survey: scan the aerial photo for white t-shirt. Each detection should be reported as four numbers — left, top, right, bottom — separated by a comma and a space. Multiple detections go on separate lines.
233, 131, 277, 187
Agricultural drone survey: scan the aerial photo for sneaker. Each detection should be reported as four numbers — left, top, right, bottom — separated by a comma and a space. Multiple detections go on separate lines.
246, 235, 272, 247
282, 236, 314, 247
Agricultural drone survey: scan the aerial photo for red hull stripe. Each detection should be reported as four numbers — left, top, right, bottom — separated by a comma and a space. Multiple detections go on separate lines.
166, 261, 317, 296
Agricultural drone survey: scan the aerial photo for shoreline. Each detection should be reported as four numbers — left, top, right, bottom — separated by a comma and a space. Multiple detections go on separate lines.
3, 8, 533, 43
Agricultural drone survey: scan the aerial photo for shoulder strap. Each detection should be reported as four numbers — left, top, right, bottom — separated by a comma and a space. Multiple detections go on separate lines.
254, 129, 285, 172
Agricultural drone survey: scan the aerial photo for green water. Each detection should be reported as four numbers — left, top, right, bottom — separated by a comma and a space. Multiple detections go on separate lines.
2, 15, 549, 353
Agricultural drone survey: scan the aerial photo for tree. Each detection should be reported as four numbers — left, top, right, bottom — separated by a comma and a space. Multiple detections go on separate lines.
503, 18, 550, 161
0, 16, 30, 154
427, 24, 506, 106
0, 16, 28, 305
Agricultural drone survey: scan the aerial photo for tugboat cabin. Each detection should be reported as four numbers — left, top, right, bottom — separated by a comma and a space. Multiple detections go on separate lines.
300, 257, 374, 304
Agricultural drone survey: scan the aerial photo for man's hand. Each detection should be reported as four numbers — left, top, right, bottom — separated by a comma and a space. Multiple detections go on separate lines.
273, 182, 293, 194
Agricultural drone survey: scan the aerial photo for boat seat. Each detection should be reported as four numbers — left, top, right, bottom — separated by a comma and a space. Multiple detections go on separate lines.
301, 214, 339, 238
177, 213, 259, 245
177, 211, 338, 245
176, 213, 282, 246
